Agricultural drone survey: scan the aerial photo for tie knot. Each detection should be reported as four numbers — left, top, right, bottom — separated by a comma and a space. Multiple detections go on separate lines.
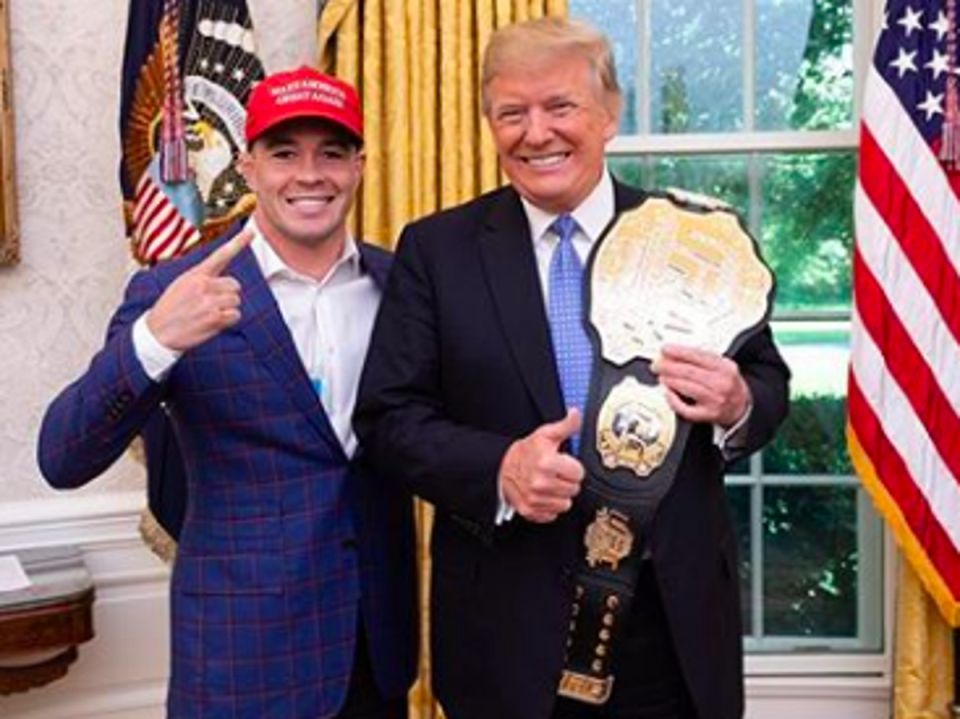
551, 214, 578, 244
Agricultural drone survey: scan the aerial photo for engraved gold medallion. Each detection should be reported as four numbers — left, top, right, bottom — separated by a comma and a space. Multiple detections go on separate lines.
596, 377, 676, 478
584, 508, 634, 571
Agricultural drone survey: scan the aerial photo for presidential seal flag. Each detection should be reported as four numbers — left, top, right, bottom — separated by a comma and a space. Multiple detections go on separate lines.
120, 0, 264, 265
119, 0, 265, 555
848, 0, 960, 625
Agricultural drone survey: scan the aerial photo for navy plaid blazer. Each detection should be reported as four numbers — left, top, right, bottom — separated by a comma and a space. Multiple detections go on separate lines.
38, 228, 418, 719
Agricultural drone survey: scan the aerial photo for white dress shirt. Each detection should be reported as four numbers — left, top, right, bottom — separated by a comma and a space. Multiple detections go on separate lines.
132, 218, 380, 457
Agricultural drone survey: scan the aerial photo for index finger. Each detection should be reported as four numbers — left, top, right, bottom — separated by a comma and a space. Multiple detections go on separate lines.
198, 229, 253, 276
659, 343, 721, 367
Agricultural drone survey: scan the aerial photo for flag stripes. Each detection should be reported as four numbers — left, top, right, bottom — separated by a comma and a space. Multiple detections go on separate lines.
132, 172, 201, 262
849, 4, 960, 625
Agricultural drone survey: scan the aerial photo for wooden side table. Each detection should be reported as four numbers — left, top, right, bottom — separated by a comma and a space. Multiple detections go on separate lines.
0, 547, 95, 695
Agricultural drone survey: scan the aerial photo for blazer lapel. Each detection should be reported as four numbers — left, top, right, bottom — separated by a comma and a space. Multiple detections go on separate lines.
613, 179, 647, 214
479, 189, 566, 422
477, 179, 647, 423
230, 247, 345, 458
357, 241, 391, 288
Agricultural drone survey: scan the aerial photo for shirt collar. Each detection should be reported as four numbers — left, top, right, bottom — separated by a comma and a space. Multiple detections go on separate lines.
521, 168, 616, 244
246, 217, 362, 285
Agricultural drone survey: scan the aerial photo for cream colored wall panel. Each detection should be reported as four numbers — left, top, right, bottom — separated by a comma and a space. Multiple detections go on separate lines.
0, 494, 169, 719
0, 0, 322, 505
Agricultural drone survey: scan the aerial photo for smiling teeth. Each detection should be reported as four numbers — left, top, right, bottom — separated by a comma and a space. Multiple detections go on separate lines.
290, 197, 332, 205
526, 154, 566, 167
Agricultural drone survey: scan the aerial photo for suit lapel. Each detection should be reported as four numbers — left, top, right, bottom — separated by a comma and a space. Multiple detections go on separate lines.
231, 246, 345, 458
357, 241, 391, 288
479, 189, 566, 422
613, 179, 647, 214
477, 180, 647, 423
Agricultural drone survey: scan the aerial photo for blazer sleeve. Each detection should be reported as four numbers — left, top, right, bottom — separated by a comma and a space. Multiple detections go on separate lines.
37, 269, 170, 488
726, 324, 792, 461
355, 224, 512, 531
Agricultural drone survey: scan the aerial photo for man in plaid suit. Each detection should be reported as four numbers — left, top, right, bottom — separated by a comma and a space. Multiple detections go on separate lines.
38, 67, 417, 719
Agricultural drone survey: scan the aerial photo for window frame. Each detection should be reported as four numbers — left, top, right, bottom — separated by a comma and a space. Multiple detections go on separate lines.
575, 0, 892, 690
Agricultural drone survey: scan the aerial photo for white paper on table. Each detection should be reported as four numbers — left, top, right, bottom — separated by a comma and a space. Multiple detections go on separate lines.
0, 555, 32, 592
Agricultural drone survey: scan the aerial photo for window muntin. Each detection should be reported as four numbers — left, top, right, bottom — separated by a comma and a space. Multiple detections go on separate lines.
572, 0, 882, 658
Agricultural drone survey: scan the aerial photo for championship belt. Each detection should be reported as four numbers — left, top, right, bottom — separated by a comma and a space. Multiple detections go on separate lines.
557, 190, 774, 705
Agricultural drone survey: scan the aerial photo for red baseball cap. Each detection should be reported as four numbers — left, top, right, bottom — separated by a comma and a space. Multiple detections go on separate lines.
244, 66, 363, 146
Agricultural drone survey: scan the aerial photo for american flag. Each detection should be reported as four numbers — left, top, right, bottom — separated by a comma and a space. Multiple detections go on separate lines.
848, 0, 960, 626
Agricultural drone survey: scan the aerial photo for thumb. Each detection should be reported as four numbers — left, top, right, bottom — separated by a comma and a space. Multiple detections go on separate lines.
538, 408, 582, 445
197, 229, 253, 276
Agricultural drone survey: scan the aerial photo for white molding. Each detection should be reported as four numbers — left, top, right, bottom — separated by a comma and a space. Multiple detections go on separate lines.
0, 682, 166, 719
607, 129, 859, 156
747, 675, 891, 719
0, 492, 146, 539
0, 493, 170, 719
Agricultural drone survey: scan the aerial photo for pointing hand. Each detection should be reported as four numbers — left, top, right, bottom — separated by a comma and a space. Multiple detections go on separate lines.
146, 230, 253, 352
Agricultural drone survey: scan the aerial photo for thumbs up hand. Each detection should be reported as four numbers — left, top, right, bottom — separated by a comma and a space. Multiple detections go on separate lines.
499, 409, 585, 523
145, 230, 253, 352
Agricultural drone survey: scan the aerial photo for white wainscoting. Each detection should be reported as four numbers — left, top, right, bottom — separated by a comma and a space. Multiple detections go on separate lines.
746, 676, 892, 719
0, 492, 892, 719
0, 492, 169, 719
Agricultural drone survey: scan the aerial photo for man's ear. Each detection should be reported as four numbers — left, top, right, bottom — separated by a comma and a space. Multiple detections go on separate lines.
602, 94, 622, 142
236, 152, 254, 187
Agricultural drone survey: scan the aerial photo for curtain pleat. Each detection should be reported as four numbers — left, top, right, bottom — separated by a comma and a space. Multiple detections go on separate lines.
894, 558, 954, 719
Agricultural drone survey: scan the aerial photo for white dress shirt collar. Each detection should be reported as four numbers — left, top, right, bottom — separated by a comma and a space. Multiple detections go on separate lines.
247, 217, 363, 286
520, 168, 616, 244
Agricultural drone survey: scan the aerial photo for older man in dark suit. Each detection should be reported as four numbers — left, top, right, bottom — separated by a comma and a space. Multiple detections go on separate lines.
38, 67, 417, 719
356, 17, 789, 719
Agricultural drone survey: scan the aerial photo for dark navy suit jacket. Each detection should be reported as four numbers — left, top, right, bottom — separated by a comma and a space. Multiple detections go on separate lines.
356, 182, 790, 719
38, 228, 418, 719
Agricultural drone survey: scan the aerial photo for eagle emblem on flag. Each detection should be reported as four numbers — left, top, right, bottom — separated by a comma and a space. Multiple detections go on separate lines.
120, 0, 264, 264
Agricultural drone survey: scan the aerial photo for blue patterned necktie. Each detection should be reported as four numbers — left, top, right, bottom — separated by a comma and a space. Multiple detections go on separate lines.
547, 213, 592, 453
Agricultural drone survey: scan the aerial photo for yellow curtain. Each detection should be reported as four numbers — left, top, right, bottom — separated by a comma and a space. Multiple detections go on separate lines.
894, 558, 955, 719
318, 0, 567, 249
318, 1, 566, 717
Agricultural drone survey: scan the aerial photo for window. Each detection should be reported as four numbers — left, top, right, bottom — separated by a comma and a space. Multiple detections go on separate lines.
571, 0, 887, 667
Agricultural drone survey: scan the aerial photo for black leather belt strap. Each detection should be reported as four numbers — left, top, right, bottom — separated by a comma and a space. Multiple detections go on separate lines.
558, 358, 691, 705
558, 191, 775, 705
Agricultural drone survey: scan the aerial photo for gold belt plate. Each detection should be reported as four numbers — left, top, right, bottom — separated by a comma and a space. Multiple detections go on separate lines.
590, 197, 773, 364
558, 670, 614, 705
584, 507, 635, 571
596, 377, 676, 478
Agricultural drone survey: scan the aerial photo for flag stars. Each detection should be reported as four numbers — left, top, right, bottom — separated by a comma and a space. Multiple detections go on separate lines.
925, 49, 950, 80
897, 5, 924, 37
917, 90, 944, 120
199, 58, 210, 71
929, 10, 950, 42
232, 68, 245, 81
890, 47, 918, 78
214, 62, 225, 74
